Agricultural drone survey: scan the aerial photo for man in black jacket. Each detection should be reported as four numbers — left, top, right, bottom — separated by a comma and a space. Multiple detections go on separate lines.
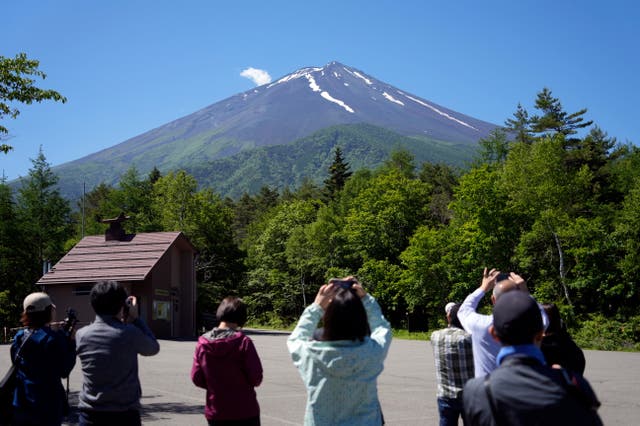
462, 291, 602, 426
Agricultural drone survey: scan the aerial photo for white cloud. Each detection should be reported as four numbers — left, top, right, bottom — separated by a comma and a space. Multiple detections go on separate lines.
240, 67, 272, 86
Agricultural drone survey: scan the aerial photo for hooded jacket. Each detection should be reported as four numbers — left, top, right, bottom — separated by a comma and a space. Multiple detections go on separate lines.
287, 294, 392, 425
191, 329, 263, 421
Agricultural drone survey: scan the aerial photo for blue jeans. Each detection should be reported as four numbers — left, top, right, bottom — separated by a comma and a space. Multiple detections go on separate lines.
437, 397, 464, 426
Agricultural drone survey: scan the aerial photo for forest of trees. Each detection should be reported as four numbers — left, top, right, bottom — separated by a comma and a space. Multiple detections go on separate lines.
1, 90, 639, 350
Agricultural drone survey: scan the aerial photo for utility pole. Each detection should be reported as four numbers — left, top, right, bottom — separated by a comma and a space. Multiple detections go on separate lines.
81, 180, 86, 238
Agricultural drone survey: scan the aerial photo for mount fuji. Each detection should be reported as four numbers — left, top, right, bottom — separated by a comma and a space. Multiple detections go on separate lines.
50, 61, 498, 199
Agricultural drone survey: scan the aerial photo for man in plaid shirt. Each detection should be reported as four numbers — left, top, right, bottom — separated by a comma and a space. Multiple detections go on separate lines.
430, 302, 475, 426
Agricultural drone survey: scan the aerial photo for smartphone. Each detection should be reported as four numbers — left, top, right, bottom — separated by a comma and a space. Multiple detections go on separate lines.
122, 297, 133, 320
495, 272, 510, 283
330, 278, 355, 289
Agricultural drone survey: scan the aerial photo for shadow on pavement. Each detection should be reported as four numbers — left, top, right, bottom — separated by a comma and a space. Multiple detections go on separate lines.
63, 390, 204, 425
140, 400, 204, 421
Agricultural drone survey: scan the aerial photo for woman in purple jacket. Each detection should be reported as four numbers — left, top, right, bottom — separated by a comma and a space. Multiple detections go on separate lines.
191, 297, 263, 426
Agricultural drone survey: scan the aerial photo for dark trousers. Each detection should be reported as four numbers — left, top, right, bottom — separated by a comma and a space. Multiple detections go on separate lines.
437, 397, 464, 426
207, 416, 260, 426
78, 410, 141, 426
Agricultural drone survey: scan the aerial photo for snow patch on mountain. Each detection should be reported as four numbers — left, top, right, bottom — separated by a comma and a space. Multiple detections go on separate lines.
306, 74, 321, 92
305, 74, 354, 113
352, 71, 373, 85
267, 67, 323, 88
383, 92, 404, 106
342, 67, 373, 85
321, 92, 355, 113
404, 95, 478, 131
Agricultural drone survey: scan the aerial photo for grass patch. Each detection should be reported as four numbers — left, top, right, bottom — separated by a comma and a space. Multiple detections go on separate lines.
243, 323, 434, 342
244, 322, 295, 332
392, 329, 432, 341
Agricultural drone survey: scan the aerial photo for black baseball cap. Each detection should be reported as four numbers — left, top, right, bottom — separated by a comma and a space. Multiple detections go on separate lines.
493, 290, 543, 345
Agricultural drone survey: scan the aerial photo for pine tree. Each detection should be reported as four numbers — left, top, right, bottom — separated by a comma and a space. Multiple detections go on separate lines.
530, 88, 593, 138
504, 103, 533, 144
148, 166, 162, 184
17, 147, 72, 277
323, 147, 352, 200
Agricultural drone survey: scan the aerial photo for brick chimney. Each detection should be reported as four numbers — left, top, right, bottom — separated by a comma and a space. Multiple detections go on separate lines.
101, 212, 130, 241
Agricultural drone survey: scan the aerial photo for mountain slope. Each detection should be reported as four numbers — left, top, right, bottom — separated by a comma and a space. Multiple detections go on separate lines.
48, 61, 497, 199
186, 123, 476, 198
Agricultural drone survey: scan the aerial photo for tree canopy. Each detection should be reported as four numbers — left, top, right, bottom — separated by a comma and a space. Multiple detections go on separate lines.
0, 88, 638, 349
0, 53, 67, 153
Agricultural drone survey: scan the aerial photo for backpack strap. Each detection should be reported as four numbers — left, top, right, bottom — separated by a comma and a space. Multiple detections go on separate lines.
12, 330, 32, 364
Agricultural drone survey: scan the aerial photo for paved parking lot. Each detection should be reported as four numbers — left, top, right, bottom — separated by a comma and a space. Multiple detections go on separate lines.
2, 331, 640, 425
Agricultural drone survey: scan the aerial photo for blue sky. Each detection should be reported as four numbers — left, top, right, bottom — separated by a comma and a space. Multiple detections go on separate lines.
2, 1, 639, 181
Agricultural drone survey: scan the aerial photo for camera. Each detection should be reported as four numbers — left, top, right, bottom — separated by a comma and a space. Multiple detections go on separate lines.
330, 278, 355, 289
62, 308, 78, 333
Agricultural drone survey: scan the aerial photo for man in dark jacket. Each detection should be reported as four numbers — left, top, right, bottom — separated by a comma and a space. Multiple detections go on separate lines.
75, 281, 160, 426
462, 291, 603, 426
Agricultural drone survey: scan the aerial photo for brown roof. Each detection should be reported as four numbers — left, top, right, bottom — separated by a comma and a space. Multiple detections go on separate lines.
37, 232, 195, 286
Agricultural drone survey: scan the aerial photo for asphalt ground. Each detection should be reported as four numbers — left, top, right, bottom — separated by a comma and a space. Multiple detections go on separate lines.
2, 331, 639, 425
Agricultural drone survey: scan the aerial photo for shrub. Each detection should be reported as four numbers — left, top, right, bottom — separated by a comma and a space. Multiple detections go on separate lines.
573, 314, 640, 351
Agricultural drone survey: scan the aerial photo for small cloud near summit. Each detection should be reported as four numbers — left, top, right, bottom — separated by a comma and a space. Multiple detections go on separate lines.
240, 67, 272, 86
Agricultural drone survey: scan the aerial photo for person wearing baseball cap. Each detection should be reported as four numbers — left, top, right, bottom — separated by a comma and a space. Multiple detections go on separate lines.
9, 292, 76, 425
462, 291, 602, 425
22, 291, 56, 312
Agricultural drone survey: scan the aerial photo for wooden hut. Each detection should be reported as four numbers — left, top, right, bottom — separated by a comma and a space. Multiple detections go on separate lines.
37, 215, 197, 338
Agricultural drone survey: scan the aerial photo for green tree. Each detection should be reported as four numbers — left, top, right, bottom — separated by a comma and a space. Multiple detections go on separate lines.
73, 182, 114, 238
614, 176, 640, 312
323, 146, 352, 200
190, 189, 246, 318
569, 127, 619, 204
243, 199, 321, 323
418, 162, 459, 225
113, 166, 159, 232
399, 226, 452, 325
476, 128, 511, 166
504, 103, 533, 144
0, 181, 32, 325
342, 169, 430, 263
152, 170, 199, 232
232, 187, 281, 246
17, 148, 72, 280
530, 87, 593, 139
1, 53, 66, 153
148, 166, 162, 184
380, 148, 416, 178
501, 137, 594, 306
445, 164, 519, 287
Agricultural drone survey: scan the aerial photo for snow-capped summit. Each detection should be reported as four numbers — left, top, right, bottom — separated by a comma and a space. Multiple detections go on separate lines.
49, 61, 498, 198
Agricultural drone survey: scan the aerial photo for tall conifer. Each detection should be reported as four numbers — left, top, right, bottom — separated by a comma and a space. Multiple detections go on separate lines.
323, 147, 352, 200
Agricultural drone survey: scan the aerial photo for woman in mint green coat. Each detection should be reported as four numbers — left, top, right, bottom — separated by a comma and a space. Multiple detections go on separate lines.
287, 277, 392, 425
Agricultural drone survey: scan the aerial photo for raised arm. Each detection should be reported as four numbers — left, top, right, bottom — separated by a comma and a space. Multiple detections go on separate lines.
458, 268, 498, 334
361, 293, 392, 355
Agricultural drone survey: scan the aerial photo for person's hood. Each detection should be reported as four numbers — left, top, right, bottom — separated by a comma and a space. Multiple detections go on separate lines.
304, 338, 380, 379
196, 331, 245, 358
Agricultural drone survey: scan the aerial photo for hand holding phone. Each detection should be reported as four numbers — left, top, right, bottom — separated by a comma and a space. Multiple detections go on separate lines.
123, 296, 138, 322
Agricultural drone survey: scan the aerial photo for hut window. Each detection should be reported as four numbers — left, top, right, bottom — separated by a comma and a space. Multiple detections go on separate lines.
73, 285, 93, 296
